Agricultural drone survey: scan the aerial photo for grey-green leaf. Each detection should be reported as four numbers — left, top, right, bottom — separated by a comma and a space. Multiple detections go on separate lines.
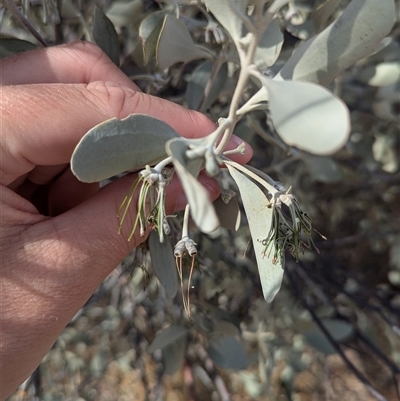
156, 15, 210, 70
311, 0, 342, 33
225, 163, 284, 302
213, 196, 241, 231
236, 85, 268, 115
148, 231, 178, 298
204, 0, 247, 43
208, 335, 248, 369
166, 138, 220, 234
162, 335, 187, 375
0, 38, 37, 59
265, 78, 350, 155
254, 19, 283, 68
93, 6, 120, 66
139, 11, 167, 66
71, 114, 179, 183
106, 0, 142, 28
276, 0, 396, 85
148, 325, 188, 352
186, 60, 228, 111
303, 155, 342, 183
294, 319, 354, 355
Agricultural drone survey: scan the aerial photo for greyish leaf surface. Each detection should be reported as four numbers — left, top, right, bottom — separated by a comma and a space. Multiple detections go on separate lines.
254, 19, 283, 68
276, 0, 396, 85
156, 15, 210, 70
0, 38, 36, 59
93, 6, 120, 66
265, 78, 350, 155
138, 10, 167, 65
294, 319, 354, 355
105, 0, 142, 28
162, 335, 187, 375
302, 155, 342, 183
311, 0, 342, 33
213, 196, 241, 232
166, 138, 220, 233
71, 114, 179, 183
236, 85, 269, 115
148, 231, 178, 298
186, 60, 228, 111
204, 0, 247, 44
148, 325, 188, 352
207, 335, 248, 369
225, 163, 284, 303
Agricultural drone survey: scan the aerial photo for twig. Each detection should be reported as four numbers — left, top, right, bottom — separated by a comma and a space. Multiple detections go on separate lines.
286, 265, 390, 401
1, 0, 47, 46
294, 262, 400, 380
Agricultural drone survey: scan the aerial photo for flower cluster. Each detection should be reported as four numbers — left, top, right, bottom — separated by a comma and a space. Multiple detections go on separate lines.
260, 189, 317, 264
117, 164, 173, 243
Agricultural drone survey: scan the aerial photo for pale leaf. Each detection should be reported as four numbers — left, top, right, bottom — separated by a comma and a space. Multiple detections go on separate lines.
254, 19, 283, 68
204, 0, 247, 43
225, 164, 284, 303
138, 11, 167, 65
276, 0, 396, 85
265, 78, 350, 155
166, 138, 220, 233
71, 114, 179, 183
156, 15, 210, 70
311, 0, 342, 33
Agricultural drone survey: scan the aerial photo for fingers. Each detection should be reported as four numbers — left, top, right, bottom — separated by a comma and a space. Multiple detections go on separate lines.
29, 173, 220, 287
0, 41, 140, 90
1, 83, 252, 186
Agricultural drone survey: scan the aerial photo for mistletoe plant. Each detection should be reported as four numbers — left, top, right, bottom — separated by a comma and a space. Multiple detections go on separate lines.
70, 0, 395, 312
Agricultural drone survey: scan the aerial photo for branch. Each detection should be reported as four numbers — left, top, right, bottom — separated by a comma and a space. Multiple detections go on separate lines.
286, 265, 391, 401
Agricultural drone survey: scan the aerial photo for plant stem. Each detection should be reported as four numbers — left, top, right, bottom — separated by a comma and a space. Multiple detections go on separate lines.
3, 0, 48, 46
154, 156, 173, 172
215, 10, 273, 156
223, 158, 279, 196
182, 204, 190, 239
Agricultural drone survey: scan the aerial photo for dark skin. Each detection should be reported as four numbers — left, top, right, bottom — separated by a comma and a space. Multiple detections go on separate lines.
0, 41, 252, 399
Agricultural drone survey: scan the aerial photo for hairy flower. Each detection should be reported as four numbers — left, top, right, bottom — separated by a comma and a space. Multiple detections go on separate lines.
117, 164, 173, 242
259, 190, 317, 264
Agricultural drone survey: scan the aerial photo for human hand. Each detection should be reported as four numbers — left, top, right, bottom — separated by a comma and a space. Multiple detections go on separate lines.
0, 41, 252, 399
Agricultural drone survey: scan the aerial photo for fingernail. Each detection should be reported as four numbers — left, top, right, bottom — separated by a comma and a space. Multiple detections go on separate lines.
231, 135, 245, 146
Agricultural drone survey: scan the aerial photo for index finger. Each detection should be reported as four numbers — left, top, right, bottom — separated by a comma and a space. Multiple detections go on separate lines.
0, 41, 140, 90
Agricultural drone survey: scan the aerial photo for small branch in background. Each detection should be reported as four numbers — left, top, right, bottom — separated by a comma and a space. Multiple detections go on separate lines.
294, 261, 400, 392
286, 265, 391, 401
302, 259, 399, 330
1, 0, 47, 46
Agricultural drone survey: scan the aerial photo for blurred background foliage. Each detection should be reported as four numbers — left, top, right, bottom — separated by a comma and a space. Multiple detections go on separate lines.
1, 0, 399, 400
